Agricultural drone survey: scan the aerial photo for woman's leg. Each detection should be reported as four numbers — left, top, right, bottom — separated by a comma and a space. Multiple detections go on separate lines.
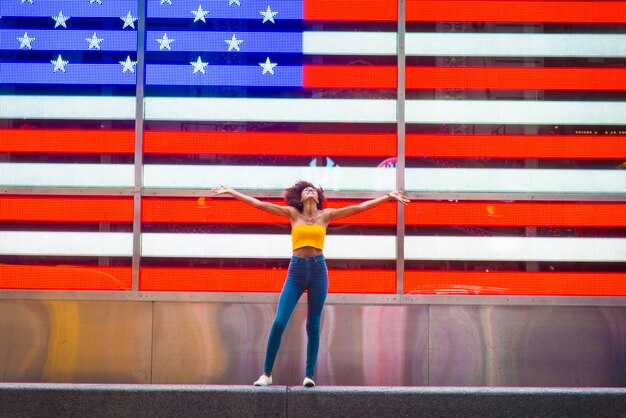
263, 274, 304, 375
304, 262, 328, 379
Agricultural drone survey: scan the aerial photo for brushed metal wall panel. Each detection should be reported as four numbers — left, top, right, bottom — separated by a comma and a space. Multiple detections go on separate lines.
0, 300, 152, 383
429, 306, 626, 387
317, 305, 428, 386
151, 302, 272, 385
3, 300, 623, 386
152, 303, 429, 386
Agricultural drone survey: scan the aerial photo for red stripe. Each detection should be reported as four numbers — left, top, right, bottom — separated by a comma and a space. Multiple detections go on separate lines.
143, 198, 397, 225
304, 0, 397, 21
144, 131, 396, 156
147, 132, 626, 159
405, 202, 626, 227
303, 66, 397, 89
304, 66, 626, 91
142, 198, 626, 227
0, 196, 134, 223
406, 134, 626, 159
4, 266, 622, 296
304, 0, 626, 23
0, 129, 134, 154
406, 1, 626, 24
1, 128, 395, 157
0, 265, 132, 291
141, 267, 396, 293
406, 67, 626, 91
3, 130, 623, 160
3, 197, 623, 227
404, 271, 626, 296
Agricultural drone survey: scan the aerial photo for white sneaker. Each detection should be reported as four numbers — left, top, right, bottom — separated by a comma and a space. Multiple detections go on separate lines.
253, 375, 272, 386
303, 377, 315, 387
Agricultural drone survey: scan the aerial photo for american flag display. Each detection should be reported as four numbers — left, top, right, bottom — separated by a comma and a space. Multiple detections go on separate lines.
0, 0, 625, 296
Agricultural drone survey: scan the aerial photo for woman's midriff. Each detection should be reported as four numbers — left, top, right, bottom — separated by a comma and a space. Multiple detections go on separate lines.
292, 246, 323, 257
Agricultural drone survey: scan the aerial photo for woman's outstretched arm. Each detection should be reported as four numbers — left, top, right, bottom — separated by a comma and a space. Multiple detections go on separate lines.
324, 191, 409, 221
211, 185, 295, 218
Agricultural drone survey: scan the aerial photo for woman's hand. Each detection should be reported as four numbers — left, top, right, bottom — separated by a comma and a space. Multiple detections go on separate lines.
387, 191, 410, 205
211, 185, 233, 196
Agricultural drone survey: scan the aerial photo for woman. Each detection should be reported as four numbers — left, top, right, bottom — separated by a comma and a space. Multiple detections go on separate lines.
211, 181, 409, 387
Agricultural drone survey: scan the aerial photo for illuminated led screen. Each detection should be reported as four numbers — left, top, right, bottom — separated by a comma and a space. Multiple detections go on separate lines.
1, 0, 625, 296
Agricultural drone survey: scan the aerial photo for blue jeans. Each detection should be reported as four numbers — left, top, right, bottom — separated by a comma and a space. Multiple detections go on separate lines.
263, 254, 328, 379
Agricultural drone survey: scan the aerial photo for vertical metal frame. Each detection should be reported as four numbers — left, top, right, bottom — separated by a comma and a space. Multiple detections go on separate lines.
396, 0, 407, 296
131, 0, 147, 292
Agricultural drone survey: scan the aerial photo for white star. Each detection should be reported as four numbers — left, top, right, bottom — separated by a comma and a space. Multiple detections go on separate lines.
21, 0, 34, 3
190, 56, 208, 74
18, 32, 35, 49
120, 11, 138, 29
119, 56, 137, 73
259, 57, 277, 75
52, 11, 70, 28
228, 0, 241, 5
191, 5, 209, 23
157, 33, 175, 51
160, 0, 172, 4
90, 0, 102, 4
260, 5, 277, 23
86, 32, 104, 50
225, 34, 243, 52
51, 55, 69, 72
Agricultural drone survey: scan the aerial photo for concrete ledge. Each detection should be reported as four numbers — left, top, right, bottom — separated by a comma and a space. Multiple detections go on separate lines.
288, 386, 626, 418
0, 384, 286, 418
1, 384, 625, 418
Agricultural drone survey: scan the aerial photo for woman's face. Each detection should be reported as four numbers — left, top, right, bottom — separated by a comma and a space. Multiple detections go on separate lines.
301, 186, 319, 204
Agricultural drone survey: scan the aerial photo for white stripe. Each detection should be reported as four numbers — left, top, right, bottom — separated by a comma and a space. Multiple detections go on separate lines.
303, 31, 397, 55
144, 97, 396, 123
405, 169, 626, 194
0, 232, 133, 257
2, 232, 622, 262
142, 234, 626, 262
406, 100, 626, 125
3, 97, 621, 125
142, 233, 396, 259
405, 237, 626, 262
4, 164, 622, 195
143, 165, 396, 192
0, 164, 134, 188
0, 96, 135, 120
406, 33, 626, 57
302, 32, 626, 57
145, 98, 625, 125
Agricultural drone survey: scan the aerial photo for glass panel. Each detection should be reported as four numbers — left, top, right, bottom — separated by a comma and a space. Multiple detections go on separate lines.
141, 0, 399, 293
0, 195, 134, 290
0, 1, 138, 290
402, 1, 626, 296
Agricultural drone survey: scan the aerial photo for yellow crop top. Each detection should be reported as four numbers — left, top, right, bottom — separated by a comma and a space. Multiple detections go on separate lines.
292, 225, 326, 251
